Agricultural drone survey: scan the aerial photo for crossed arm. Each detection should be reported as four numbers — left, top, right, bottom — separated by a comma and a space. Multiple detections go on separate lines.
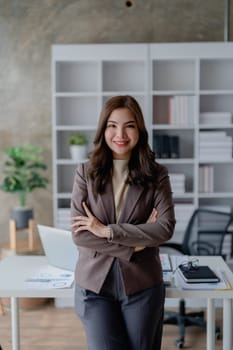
71, 202, 158, 252
71, 163, 175, 259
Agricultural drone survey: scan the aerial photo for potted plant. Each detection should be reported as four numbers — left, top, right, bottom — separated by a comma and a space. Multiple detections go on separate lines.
0, 145, 48, 229
69, 132, 88, 161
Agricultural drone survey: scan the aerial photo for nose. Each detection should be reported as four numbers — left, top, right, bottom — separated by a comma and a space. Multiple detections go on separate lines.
116, 127, 125, 139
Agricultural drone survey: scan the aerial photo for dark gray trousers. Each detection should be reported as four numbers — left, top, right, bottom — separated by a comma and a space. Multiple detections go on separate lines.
75, 259, 165, 350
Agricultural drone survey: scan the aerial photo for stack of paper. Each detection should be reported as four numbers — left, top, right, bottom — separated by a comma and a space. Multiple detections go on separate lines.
199, 131, 233, 161
169, 173, 186, 194
200, 112, 232, 125
160, 253, 173, 285
25, 265, 74, 289
170, 255, 231, 290
175, 269, 230, 290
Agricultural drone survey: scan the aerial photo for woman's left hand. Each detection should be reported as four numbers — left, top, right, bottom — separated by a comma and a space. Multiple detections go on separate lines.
71, 202, 108, 238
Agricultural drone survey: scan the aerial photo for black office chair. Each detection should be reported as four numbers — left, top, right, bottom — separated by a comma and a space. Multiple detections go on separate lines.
161, 208, 233, 348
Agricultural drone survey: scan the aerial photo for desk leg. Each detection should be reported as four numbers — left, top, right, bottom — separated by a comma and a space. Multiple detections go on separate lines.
223, 299, 232, 350
207, 298, 215, 350
11, 297, 20, 350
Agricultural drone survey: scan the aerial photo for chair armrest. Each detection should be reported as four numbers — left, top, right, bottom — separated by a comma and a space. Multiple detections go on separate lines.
191, 241, 226, 259
160, 242, 186, 254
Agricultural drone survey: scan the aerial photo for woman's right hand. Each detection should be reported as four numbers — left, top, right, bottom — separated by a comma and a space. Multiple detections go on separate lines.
146, 208, 157, 223
134, 208, 157, 252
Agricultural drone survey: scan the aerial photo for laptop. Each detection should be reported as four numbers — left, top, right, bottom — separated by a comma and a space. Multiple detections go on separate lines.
37, 225, 78, 272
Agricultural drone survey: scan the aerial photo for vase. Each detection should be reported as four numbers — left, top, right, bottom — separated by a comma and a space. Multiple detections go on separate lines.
69, 145, 87, 161
10, 207, 34, 229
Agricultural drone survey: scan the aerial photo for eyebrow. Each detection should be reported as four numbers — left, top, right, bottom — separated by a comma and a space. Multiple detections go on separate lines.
107, 120, 136, 125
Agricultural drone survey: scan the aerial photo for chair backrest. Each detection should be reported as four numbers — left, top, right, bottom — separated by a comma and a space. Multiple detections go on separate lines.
181, 208, 233, 257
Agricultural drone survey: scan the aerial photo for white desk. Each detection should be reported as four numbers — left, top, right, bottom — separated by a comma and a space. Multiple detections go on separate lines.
0, 255, 232, 350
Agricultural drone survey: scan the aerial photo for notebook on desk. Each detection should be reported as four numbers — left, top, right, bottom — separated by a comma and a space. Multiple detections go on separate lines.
178, 265, 220, 283
37, 225, 78, 272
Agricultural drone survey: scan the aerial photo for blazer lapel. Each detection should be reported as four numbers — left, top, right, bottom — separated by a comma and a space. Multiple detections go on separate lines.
98, 181, 144, 224
118, 184, 144, 223
99, 181, 116, 223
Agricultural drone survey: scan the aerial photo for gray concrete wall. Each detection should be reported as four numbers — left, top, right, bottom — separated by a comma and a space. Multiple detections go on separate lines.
0, 0, 232, 244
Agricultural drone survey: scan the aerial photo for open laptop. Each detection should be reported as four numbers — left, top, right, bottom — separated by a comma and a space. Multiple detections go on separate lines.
37, 225, 78, 272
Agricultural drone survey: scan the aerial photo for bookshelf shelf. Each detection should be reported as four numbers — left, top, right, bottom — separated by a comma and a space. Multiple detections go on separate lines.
52, 43, 233, 258
198, 193, 233, 198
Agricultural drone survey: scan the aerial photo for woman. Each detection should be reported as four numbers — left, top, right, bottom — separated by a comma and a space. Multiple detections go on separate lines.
71, 95, 175, 350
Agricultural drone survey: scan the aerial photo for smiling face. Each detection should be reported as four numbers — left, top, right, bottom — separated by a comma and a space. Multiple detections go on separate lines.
104, 107, 139, 159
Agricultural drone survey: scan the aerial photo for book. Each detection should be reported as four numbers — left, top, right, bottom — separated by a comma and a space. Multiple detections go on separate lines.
153, 134, 162, 158
159, 253, 172, 271
160, 134, 170, 158
178, 265, 220, 283
169, 135, 180, 158
175, 269, 230, 290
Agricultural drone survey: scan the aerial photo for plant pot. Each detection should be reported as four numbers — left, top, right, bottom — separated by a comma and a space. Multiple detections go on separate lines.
70, 145, 87, 161
10, 207, 34, 229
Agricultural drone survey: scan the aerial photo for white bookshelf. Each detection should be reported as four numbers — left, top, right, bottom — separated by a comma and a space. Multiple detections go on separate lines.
52, 44, 149, 231
149, 43, 233, 253
52, 43, 233, 251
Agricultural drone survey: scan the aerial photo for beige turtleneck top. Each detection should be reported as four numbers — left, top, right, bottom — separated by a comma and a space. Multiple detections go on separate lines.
112, 159, 129, 222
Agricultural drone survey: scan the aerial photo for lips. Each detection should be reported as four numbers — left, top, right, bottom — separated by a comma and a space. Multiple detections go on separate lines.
114, 141, 129, 147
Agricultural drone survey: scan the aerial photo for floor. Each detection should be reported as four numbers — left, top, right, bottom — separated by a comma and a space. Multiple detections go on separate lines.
0, 299, 223, 350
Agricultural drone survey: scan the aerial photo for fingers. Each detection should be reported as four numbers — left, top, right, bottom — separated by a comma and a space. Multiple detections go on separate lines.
147, 208, 157, 223
82, 202, 93, 217
71, 202, 92, 230
71, 203, 105, 238
151, 208, 158, 220
134, 246, 145, 252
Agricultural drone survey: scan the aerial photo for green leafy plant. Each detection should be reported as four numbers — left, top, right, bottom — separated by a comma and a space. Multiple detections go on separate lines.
0, 145, 48, 207
69, 132, 88, 146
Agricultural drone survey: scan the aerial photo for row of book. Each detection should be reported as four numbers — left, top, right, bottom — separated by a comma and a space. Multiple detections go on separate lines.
199, 131, 233, 160
174, 203, 195, 232
153, 134, 180, 158
57, 208, 71, 230
199, 165, 214, 193
153, 95, 195, 126
200, 112, 232, 125
153, 96, 232, 127
169, 173, 185, 194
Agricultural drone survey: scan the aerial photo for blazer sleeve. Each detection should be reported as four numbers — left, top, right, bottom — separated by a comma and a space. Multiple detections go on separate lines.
109, 166, 176, 247
71, 163, 134, 261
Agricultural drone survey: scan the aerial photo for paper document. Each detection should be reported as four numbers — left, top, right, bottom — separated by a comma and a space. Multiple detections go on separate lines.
25, 264, 74, 289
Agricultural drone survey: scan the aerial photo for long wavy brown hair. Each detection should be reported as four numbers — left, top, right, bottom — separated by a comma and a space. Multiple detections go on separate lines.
88, 95, 158, 194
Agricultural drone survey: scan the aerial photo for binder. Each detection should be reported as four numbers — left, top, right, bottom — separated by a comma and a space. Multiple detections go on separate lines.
178, 265, 220, 283
160, 134, 170, 158
169, 135, 180, 158
153, 134, 162, 158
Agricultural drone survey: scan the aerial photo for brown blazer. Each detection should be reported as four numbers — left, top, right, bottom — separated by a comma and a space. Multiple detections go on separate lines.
71, 161, 175, 295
